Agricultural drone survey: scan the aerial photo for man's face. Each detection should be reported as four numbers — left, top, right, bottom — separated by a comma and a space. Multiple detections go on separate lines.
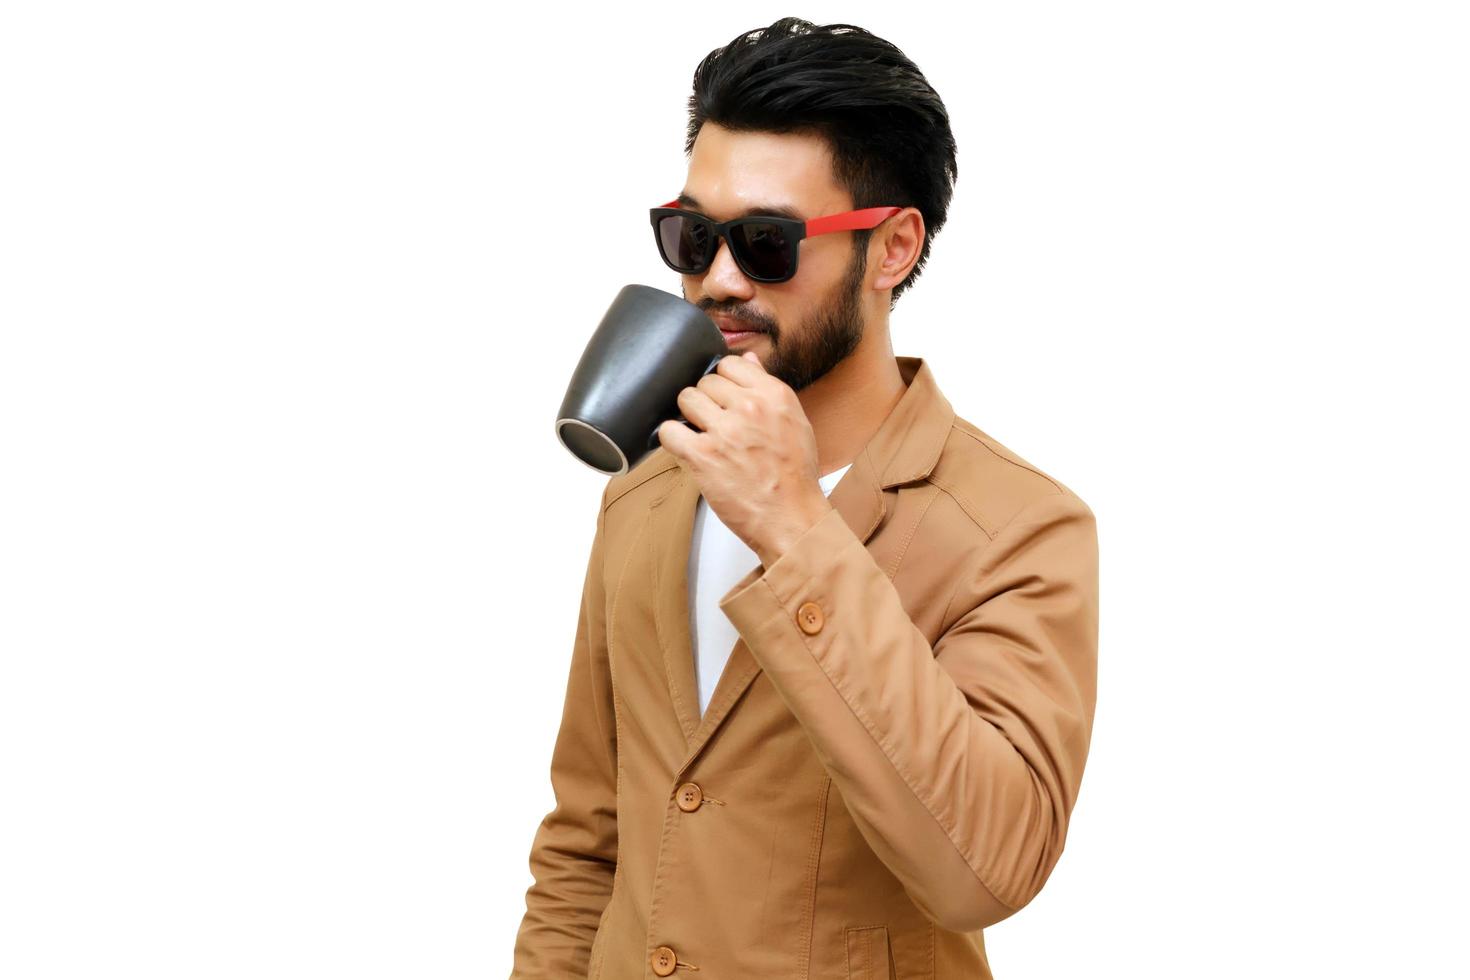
674, 121, 871, 393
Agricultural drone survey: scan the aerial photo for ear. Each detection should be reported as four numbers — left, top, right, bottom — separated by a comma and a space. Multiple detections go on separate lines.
873, 207, 926, 291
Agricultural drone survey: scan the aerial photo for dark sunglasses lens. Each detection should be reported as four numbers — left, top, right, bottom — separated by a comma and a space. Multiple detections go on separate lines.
656, 214, 713, 272
731, 222, 794, 280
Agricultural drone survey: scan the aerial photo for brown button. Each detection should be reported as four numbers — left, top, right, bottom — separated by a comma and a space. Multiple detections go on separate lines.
675, 781, 704, 812
651, 945, 678, 976
797, 601, 825, 634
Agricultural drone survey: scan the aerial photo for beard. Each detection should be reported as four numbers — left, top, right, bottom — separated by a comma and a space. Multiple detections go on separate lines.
761, 242, 868, 392
687, 241, 868, 393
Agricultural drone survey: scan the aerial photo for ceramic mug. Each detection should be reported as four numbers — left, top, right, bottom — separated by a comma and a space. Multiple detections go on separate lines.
555, 284, 730, 476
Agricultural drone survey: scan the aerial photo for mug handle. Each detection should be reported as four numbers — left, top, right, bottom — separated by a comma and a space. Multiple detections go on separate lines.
646, 354, 728, 449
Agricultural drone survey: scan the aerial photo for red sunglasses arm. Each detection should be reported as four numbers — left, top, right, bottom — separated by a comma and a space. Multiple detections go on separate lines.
655, 200, 901, 237
806, 206, 902, 236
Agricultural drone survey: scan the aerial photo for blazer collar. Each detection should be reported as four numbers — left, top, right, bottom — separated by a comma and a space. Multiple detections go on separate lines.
646, 355, 956, 769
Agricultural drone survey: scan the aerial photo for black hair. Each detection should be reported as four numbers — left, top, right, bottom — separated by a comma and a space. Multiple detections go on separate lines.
685, 17, 958, 307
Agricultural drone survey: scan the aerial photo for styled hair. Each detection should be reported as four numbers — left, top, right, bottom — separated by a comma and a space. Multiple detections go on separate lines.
685, 17, 959, 306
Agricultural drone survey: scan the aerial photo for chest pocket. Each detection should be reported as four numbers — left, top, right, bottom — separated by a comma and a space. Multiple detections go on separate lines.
845, 924, 894, 980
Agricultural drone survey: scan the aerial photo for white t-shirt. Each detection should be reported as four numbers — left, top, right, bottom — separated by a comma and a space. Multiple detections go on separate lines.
687, 462, 853, 718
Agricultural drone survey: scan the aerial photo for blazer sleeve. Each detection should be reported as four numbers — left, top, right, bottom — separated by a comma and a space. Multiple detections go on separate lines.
717, 487, 1099, 934
510, 487, 619, 978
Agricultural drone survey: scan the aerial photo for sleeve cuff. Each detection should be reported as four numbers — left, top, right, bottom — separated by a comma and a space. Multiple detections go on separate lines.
716, 506, 865, 667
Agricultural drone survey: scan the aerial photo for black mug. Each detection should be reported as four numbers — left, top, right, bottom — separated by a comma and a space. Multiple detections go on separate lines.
555, 284, 730, 476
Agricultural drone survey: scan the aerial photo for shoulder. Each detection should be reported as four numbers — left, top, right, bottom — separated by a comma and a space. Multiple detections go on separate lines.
598, 446, 683, 520
925, 415, 1093, 540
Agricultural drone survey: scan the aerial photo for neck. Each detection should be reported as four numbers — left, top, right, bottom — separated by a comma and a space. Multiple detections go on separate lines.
796, 334, 908, 479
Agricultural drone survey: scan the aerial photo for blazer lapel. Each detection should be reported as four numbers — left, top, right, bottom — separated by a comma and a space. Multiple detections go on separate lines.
648, 466, 706, 746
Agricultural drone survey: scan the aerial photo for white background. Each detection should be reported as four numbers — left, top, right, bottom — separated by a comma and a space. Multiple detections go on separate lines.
2, 2, 1466, 977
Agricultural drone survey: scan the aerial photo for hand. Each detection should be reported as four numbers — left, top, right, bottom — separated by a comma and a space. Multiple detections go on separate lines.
656, 351, 834, 567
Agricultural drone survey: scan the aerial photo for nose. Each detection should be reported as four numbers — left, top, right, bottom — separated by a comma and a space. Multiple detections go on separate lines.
698, 236, 755, 303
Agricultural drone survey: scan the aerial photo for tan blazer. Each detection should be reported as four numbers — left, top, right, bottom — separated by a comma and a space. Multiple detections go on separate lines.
510, 355, 1099, 980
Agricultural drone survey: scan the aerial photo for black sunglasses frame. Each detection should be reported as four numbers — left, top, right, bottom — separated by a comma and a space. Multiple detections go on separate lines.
648, 207, 810, 284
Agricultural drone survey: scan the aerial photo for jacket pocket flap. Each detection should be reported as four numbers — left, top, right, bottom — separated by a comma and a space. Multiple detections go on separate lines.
845, 924, 892, 980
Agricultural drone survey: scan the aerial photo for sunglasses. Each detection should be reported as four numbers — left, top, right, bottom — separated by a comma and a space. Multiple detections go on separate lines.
649, 198, 903, 284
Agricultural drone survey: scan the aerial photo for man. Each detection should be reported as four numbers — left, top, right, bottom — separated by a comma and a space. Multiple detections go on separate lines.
511, 18, 1098, 980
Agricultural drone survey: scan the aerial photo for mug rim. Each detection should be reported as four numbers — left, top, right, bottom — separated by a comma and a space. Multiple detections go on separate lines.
555, 416, 630, 476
